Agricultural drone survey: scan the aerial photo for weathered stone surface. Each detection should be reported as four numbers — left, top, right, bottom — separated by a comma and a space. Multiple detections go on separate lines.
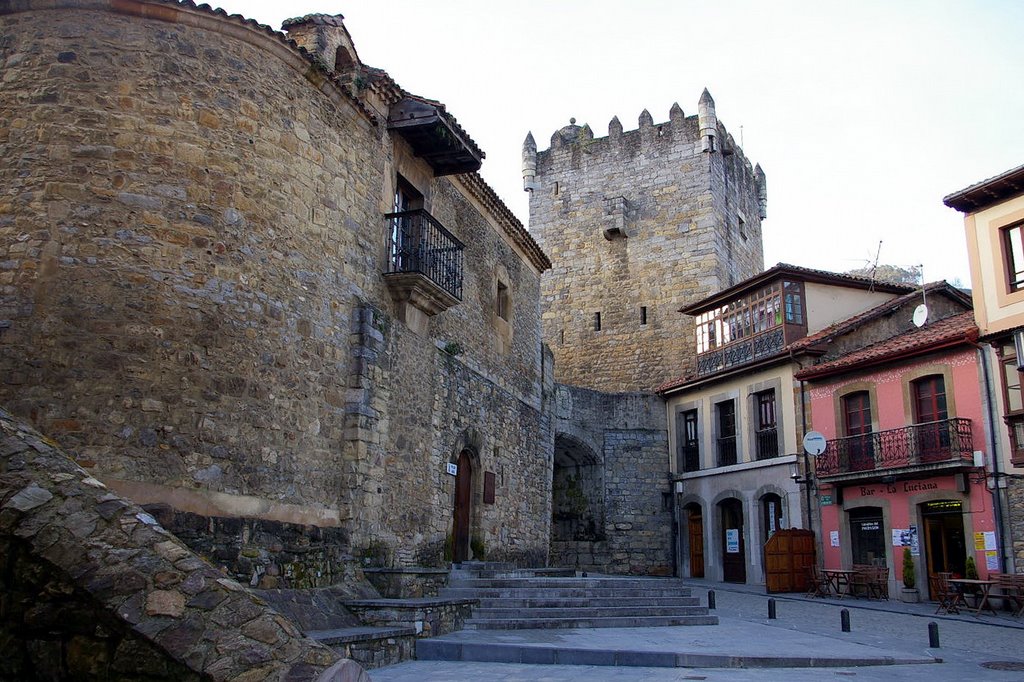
0, 408, 360, 681
529, 106, 765, 392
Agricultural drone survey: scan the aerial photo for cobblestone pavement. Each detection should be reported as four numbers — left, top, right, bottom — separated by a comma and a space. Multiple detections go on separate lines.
370, 580, 1024, 681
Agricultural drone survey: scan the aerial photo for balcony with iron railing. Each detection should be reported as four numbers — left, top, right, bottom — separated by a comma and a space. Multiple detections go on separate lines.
679, 441, 700, 473
696, 327, 786, 377
816, 418, 974, 480
717, 435, 737, 467
755, 427, 779, 460
383, 209, 464, 316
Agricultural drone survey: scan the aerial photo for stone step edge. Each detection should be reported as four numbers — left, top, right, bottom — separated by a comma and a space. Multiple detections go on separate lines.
307, 625, 417, 645
463, 615, 719, 629
415, 640, 941, 669
472, 608, 710, 617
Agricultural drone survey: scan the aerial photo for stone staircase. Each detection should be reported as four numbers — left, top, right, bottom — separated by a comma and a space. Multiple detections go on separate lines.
439, 562, 717, 630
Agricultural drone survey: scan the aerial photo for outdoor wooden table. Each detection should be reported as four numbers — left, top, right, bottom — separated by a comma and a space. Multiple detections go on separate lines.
822, 569, 858, 599
949, 578, 998, 616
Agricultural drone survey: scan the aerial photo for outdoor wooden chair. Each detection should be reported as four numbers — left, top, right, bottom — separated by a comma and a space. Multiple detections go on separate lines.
994, 573, 1024, 616
850, 564, 873, 598
868, 567, 890, 600
931, 571, 965, 615
806, 565, 829, 598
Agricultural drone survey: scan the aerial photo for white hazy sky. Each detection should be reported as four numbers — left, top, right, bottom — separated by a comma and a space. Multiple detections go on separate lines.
213, 0, 1023, 286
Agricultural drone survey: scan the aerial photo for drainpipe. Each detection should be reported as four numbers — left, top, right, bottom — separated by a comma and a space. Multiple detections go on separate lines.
974, 340, 1009, 574
789, 349, 815, 537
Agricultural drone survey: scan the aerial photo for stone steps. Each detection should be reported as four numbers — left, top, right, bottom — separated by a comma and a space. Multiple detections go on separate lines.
462, 614, 719, 630
442, 568, 716, 630
472, 605, 708, 619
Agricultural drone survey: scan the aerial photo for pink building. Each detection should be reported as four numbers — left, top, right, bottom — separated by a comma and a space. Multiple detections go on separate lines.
796, 312, 997, 597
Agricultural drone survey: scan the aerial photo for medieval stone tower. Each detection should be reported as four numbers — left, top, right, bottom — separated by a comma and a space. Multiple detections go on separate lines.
525, 90, 767, 392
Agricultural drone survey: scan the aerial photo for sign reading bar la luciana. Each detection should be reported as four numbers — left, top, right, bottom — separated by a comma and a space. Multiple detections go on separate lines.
857, 480, 939, 497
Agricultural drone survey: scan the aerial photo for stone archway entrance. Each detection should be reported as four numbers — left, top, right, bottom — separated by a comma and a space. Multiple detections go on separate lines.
453, 449, 474, 562
550, 435, 604, 567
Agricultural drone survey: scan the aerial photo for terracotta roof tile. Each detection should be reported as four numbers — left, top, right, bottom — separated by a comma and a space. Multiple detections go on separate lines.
794, 312, 978, 380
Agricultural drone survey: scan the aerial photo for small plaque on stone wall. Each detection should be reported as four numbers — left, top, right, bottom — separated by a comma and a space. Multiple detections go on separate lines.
446, 462, 457, 476
483, 471, 496, 504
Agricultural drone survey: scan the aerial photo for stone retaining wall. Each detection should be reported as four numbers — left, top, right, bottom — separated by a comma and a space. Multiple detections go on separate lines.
0, 408, 367, 681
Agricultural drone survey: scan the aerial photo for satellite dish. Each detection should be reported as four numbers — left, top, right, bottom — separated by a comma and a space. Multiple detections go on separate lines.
913, 304, 928, 328
803, 431, 827, 456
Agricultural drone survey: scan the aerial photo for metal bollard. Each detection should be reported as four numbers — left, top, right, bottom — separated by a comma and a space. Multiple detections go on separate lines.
708, 589, 716, 610
928, 622, 940, 648
840, 608, 851, 632
768, 598, 777, 619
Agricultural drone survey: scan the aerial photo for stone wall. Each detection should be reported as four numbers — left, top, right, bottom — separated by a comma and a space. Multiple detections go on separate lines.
528, 102, 766, 393
0, 408, 366, 681
550, 385, 672, 575
1008, 477, 1024, 573
0, 2, 552, 570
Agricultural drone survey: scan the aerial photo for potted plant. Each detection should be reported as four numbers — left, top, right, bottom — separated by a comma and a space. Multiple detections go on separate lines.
900, 547, 920, 603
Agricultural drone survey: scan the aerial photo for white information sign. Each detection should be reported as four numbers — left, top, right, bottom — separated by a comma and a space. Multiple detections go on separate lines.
830, 530, 840, 547
986, 551, 999, 571
984, 531, 997, 551
446, 462, 458, 476
726, 529, 740, 553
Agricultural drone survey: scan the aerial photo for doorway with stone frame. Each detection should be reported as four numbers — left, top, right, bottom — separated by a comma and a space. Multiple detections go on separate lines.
452, 448, 475, 563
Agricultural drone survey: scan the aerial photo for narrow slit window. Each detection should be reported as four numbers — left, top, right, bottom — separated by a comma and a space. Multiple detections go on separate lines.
594, 312, 601, 331
640, 306, 648, 325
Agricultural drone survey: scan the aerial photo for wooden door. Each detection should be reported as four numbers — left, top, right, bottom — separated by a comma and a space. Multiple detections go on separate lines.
765, 529, 816, 593
453, 450, 472, 562
923, 505, 966, 592
721, 499, 746, 583
687, 508, 705, 578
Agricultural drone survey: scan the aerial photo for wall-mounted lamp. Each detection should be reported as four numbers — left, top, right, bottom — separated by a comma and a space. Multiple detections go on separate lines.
790, 461, 814, 488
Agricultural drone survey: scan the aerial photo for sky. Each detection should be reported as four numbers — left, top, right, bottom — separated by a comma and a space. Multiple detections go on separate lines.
212, 0, 1024, 287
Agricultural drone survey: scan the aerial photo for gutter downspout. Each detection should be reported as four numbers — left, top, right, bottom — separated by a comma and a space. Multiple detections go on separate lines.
974, 340, 1009, 573
790, 349, 815, 539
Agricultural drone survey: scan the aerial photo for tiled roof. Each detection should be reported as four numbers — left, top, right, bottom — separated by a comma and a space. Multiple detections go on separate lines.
680, 262, 914, 315
793, 312, 978, 380
788, 281, 971, 351
944, 163, 1024, 213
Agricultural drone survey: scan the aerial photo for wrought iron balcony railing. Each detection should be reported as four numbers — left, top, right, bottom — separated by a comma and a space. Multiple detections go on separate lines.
755, 427, 779, 460
679, 441, 700, 473
816, 418, 973, 478
696, 327, 785, 376
717, 435, 737, 467
384, 209, 464, 301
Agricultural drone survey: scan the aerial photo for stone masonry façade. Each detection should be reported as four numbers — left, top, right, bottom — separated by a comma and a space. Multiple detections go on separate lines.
0, 407, 367, 681
0, 1, 552, 578
527, 99, 766, 393
551, 385, 672, 575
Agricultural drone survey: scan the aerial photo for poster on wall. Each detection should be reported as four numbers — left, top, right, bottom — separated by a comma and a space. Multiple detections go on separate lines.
892, 529, 909, 546
910, 524, 919, 556
986, 551, 999, 571
984, 531, 996, 551
830, 530, 839, 547
726, 529, 740, 553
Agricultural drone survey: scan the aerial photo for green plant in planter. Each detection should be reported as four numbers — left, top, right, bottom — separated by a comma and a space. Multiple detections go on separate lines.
470, 535, 486, 561
902, 547, 916, 589
965, 555, 979, 580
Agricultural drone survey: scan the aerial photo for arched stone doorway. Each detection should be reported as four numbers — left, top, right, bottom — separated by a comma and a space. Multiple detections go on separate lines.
719, 497, 746, 583
550, 435, 604, 566
452, 449, 474, 562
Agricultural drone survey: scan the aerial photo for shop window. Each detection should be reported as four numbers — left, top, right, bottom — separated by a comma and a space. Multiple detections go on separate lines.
849, 506, 886, 566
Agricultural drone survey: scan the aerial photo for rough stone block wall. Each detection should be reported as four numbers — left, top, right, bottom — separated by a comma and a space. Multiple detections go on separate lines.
350, 300, 551, 567
0, 408, 366, 681
1009, 478, 1024, 573
529, 108, 765, 392
550, 385, 671, 575
0, 3, 553, 570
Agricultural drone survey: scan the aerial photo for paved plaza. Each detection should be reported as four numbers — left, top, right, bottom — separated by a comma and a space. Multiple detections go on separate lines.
371, 580, 1024, 681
